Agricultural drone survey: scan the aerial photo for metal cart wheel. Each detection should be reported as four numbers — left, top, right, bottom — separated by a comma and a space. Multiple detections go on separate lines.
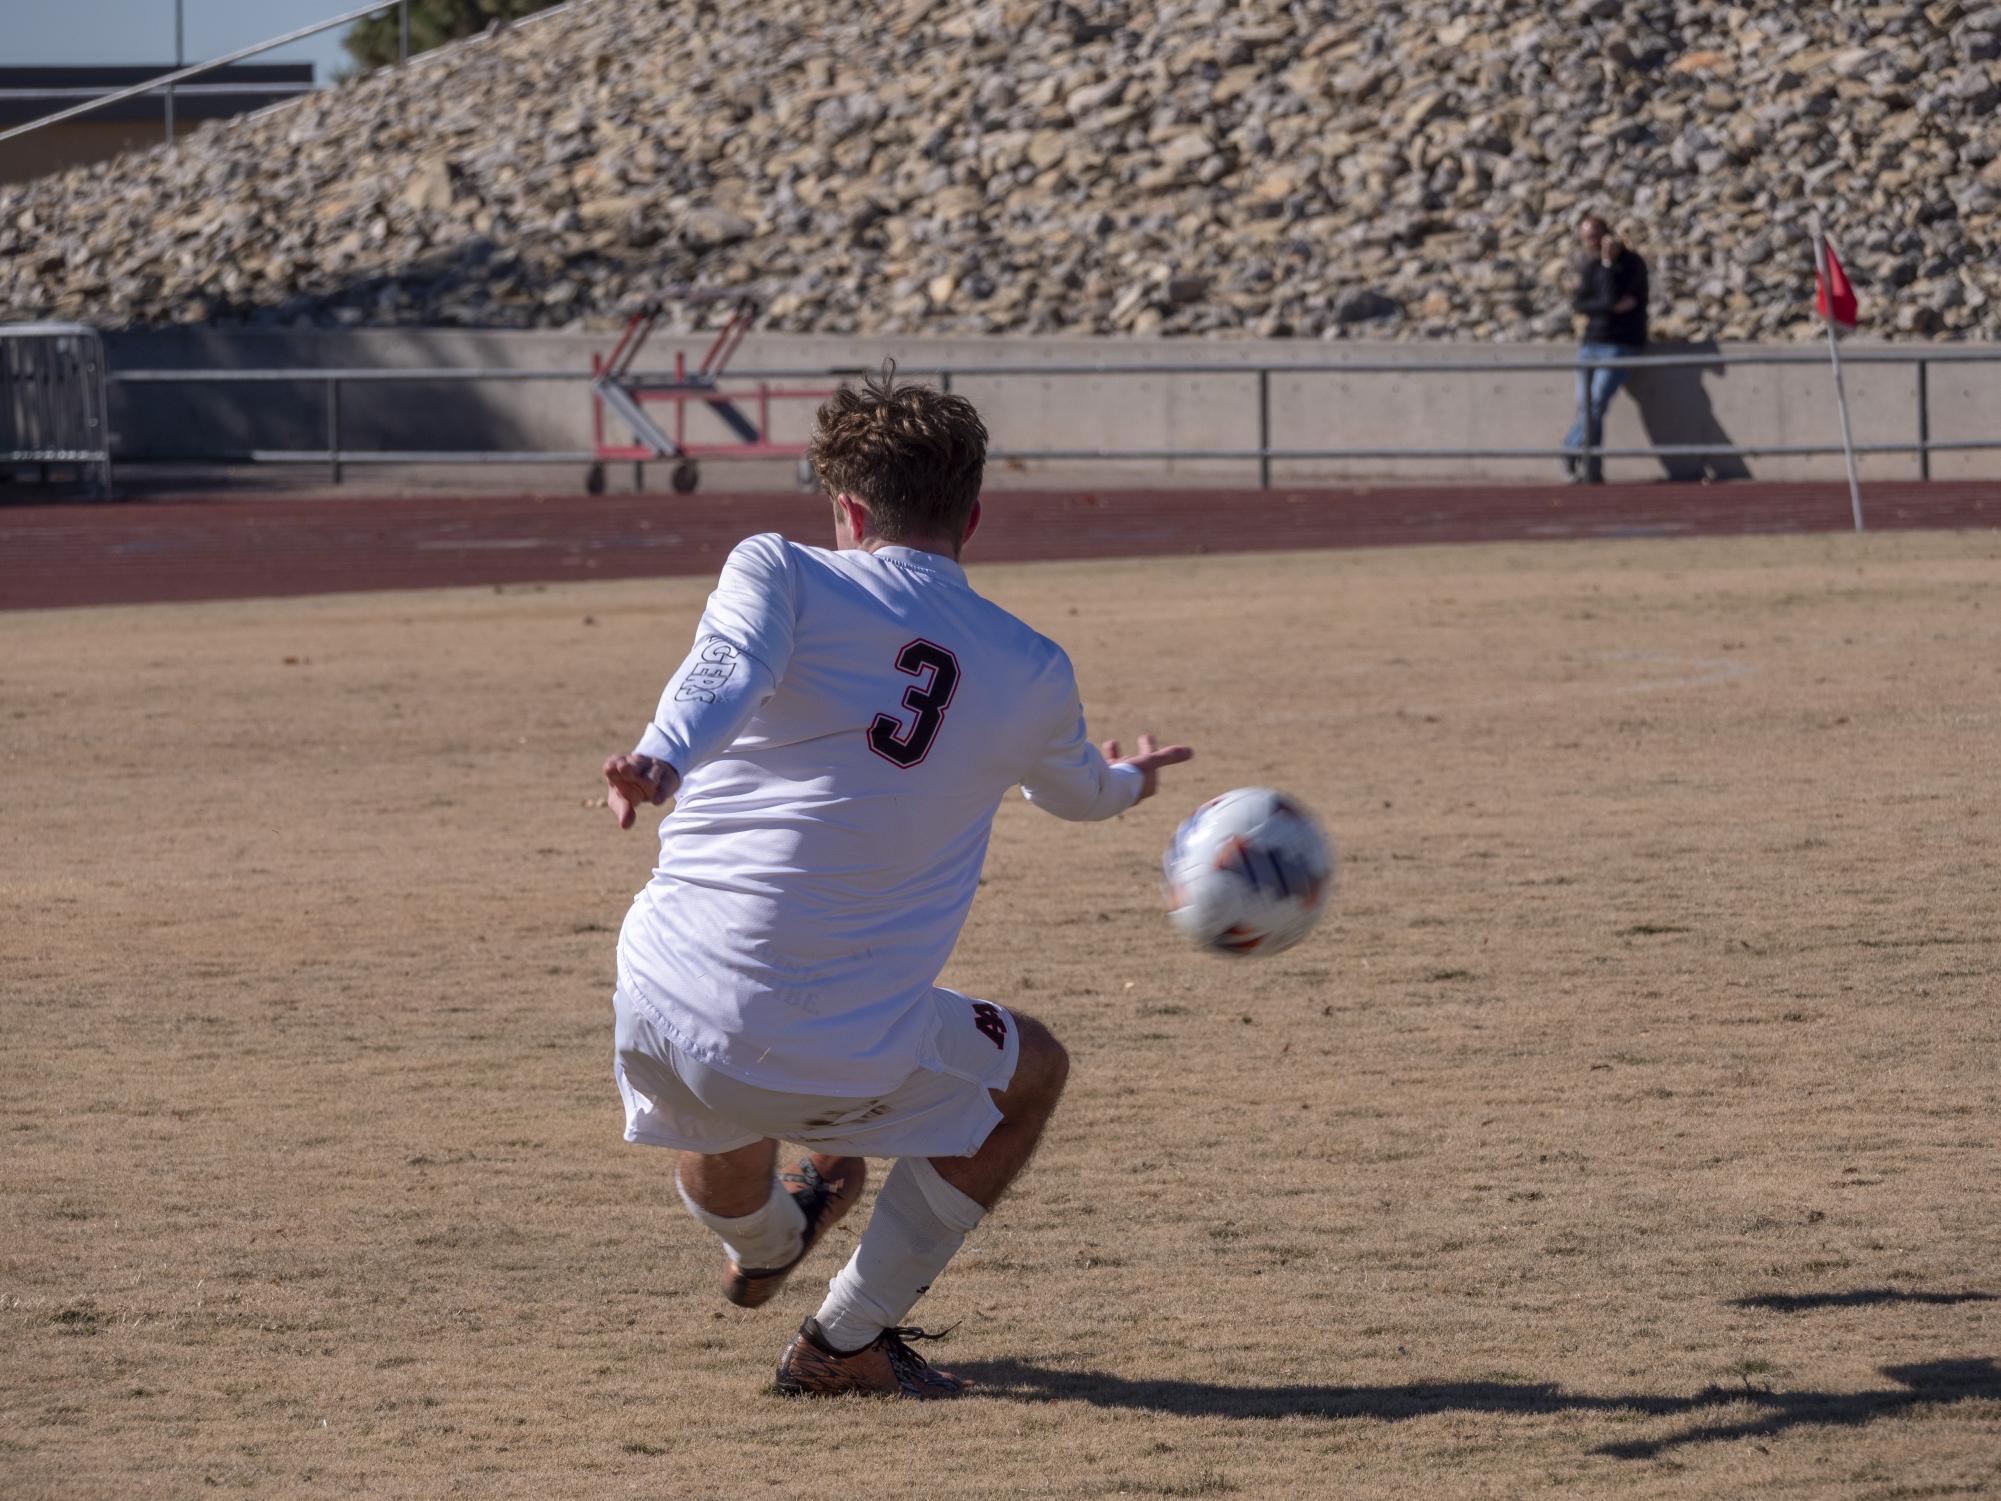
585, 463, 607, 496
671, 459, 701, 494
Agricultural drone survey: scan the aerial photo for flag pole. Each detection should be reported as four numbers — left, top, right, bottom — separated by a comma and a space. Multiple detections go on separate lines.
1813, 217, 1865, 532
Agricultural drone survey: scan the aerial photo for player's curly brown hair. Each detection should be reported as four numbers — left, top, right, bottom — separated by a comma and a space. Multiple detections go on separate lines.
808, 361, 988, 542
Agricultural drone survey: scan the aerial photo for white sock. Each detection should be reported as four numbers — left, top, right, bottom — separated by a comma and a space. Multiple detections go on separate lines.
676, 1172, 807, 1271
813, 1158, 985, 1353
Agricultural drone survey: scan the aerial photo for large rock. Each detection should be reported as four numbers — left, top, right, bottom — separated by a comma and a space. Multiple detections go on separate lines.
1, 0, 1996, 342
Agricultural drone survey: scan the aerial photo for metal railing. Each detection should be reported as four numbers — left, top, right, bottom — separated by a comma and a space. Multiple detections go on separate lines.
0, 2, 580, 152
2, 324, 112, 493
100, 346, 2001, 490
0, 4, 409, 152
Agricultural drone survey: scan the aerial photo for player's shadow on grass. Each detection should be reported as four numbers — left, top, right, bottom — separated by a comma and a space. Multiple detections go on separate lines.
954, 1357, 2001, 1460
1728, 1288, 1997, 1313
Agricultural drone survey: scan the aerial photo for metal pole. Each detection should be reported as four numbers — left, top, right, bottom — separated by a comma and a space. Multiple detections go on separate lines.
1813, 223, 1865, 532
1917, 358, 1931, 483
166, 0, 183, 150
1256, 368, 1271, 490
1824, 317, 1863, 531
0, 2, 404, 147
90, 336, 114, 496
399, 0, 410, 62
327, 377, 342, 485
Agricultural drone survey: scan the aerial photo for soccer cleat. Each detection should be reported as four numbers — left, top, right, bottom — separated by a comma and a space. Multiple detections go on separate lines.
773, 1316, 972, 1399
723, 1155, 866, 1309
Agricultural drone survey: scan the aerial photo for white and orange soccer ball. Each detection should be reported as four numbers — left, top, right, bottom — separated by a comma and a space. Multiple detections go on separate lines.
1162, 788, 1334, 957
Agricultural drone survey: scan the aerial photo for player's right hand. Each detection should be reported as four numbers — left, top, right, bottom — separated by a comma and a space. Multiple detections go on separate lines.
604, 753, 680, 829
1101, 733, 1194, 804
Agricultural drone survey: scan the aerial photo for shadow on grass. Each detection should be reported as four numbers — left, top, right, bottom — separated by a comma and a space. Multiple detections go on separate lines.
1728, 1289, 1998, 1313
952, 1356, 2001, 1460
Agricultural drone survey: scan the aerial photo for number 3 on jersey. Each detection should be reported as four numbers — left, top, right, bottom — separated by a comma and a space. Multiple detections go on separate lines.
867, 639, 960, 768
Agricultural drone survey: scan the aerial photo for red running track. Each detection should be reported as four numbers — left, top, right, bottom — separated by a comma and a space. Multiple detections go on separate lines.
3, 481, 1997, 611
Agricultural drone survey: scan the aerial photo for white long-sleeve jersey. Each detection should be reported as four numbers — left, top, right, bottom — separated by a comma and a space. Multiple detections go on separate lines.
616, 533, 1142, 1096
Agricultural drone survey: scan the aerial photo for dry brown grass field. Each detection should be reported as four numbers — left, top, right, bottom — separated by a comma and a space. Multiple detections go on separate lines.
4, 531, 1999, 1500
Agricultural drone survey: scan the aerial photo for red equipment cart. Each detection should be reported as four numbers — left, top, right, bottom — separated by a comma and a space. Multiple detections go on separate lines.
586, 289, 835, 494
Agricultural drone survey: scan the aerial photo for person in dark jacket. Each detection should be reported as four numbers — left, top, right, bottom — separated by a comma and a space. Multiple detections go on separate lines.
1563, 214, 1649, 483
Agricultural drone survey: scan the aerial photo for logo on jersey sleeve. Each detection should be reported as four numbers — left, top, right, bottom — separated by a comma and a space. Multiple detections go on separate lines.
675, 637, 743, 703
971, 1002, 1008, 1050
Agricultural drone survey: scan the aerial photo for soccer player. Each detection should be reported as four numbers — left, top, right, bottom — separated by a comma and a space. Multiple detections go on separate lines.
602, 369, 1191, 1399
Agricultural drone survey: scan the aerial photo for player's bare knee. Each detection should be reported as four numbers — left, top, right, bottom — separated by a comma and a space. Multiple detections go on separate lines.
1007, 1013, 1069, 1109
1039, 1030, 1070, 1099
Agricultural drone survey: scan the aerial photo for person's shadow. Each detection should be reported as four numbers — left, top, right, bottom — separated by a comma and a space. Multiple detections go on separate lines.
949, 1353, 2000, 1461
1624, 339, 1754, 482
1729, 1288, 1998, 1313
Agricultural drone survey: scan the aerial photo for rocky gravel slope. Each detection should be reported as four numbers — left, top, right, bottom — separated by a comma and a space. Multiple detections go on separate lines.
3, 0, 1997, 340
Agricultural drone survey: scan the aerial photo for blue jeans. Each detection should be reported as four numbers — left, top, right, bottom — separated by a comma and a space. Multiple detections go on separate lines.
1563, 342, 1637, 479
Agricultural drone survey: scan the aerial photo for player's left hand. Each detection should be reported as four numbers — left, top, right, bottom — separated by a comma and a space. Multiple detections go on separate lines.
603, 753, 680, 829
1102, 733, 1194, 805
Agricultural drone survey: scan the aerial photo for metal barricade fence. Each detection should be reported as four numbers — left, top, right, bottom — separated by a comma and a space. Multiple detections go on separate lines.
1, 323, 113, 493
100, 347, 2001, 491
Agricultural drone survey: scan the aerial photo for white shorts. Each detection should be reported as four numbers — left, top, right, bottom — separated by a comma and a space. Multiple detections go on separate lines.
612, 986, 1020, 1159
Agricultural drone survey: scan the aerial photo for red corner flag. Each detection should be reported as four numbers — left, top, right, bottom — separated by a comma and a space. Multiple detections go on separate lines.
1816, 236, 1860, 330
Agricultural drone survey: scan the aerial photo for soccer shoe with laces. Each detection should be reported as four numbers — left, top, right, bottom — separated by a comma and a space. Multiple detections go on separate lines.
773, 1316, 972, 1399
723, 1155, 866, 1309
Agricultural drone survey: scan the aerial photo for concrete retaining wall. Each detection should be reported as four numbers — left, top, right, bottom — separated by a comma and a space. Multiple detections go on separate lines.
101, 328, 2000, 490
